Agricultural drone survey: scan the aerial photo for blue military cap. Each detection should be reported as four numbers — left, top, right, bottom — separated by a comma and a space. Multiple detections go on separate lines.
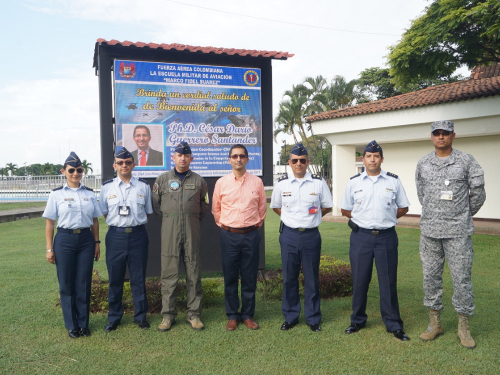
364, 140, 382, 154
431, 120, 454, 132
115, 146, 134, 159
290, 143, 308, 156
65, 151, 82, 167
175, 141, 191, 155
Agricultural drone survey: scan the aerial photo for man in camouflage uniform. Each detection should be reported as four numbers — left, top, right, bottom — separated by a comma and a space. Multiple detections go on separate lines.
153, 142, 209, 331
415, 120, 486, 349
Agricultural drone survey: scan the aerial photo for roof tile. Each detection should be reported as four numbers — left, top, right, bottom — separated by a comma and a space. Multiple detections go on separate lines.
307, 76, 500, 122
95, 38, 294, 60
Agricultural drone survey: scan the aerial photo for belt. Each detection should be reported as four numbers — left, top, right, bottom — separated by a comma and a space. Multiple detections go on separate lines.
221, 224, 258, 234
284, 224, 318, 232
109, 224, 146, 233
57, 227, 91, 234
358, 226, 395, 235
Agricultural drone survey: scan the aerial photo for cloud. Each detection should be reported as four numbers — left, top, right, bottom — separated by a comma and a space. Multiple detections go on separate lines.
0, 65, 102, 170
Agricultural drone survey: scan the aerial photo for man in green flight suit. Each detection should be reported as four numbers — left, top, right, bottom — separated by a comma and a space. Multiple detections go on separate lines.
153, 142, 209, 331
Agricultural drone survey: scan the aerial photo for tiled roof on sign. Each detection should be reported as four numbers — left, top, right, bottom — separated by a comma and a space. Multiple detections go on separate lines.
94, 38, 294, 60
306, 76, 500, 122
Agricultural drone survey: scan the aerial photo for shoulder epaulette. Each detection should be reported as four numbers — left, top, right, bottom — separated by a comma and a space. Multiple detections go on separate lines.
83, 186, 94, 192
138, 178, 149, 184
102, 179, 114, 185
52, 186, 63, 191
311, 174, 322, 180
350, 173, 361, 180
278, 174, 288, 182
387, 172, 398, 179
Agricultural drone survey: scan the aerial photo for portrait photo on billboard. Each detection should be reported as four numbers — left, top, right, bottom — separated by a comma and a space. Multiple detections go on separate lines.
113, 60, 263, 178
122, 124, 165, 167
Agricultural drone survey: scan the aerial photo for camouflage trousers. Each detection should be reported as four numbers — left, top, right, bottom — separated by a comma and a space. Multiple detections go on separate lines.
420, 235, 474, 316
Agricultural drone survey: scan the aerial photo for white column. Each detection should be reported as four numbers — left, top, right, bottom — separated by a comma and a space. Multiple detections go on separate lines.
331, 144, 355, 216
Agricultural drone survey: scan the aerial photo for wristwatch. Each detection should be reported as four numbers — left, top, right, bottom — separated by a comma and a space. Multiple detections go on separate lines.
95, 240, 101, 244
46, 249, 54, 253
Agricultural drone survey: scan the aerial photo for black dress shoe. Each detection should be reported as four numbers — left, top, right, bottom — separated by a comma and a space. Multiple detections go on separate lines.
134, 320, 150, 330
388, 329, 410, 341
79, 327, 91, 337
345, 323, 365, 334
309, 324, 322, 332
68, 329, 80, 339
280, 321, 297, 330
104, 322, 119, 332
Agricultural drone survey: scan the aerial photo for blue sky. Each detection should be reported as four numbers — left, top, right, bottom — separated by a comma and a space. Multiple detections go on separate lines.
1, 0, 465, 173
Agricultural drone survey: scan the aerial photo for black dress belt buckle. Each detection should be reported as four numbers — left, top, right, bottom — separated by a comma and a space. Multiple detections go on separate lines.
73, 229, 81, 234
371, 230, 379, 235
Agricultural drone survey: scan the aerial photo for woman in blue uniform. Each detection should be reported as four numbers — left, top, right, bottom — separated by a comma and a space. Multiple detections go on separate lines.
43, 152, 102, 338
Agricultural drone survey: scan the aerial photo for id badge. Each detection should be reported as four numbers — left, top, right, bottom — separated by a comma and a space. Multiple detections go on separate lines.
440, 191, 453, 200
119, 205, 130, 216
309, 206, 319, 214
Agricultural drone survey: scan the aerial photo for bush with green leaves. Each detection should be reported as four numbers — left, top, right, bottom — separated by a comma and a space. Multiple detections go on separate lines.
257, 255, 352, 301
88, 270, 224, 314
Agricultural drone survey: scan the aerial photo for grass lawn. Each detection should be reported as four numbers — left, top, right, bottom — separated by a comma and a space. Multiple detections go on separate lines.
0, 202, 46, 211
1, 206, 499, 374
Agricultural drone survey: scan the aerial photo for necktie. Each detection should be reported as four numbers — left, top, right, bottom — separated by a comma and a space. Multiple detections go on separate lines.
140, 151, 146, 166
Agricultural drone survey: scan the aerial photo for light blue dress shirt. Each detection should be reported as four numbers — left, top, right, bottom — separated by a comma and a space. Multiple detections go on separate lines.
42, 183, 101, 229
99, 176, 153, 227
340, 170, 410, 230
271, 172, 333, 229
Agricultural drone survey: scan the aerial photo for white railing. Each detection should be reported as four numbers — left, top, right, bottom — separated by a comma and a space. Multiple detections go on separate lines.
0, 175, 102, 202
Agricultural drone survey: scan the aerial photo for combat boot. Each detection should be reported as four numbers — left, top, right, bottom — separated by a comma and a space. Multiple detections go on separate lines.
419, 309, 444, 341
458, 314, 476, 349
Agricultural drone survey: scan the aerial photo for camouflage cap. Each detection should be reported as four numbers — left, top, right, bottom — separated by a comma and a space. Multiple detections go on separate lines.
431, 120, 454, 132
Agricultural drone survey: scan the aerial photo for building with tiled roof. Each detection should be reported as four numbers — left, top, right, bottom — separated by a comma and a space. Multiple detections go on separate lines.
309, 67, 500, 220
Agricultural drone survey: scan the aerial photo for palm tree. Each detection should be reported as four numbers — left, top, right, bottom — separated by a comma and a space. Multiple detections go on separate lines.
5, 163, 17, 177
81, 160, 93, 175
315, 75, 366, 111
41, 163, 53, 175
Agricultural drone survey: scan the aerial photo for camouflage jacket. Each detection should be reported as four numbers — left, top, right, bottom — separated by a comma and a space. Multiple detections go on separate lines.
415, 148, 485, 238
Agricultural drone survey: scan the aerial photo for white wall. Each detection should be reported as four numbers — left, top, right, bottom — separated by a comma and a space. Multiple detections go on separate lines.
313, 96, 500, 219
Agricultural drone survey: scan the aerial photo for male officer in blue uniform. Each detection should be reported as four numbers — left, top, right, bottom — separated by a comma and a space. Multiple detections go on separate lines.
271, 143, 333, 332
340, 140, 410, 341
99, 147, 154, 331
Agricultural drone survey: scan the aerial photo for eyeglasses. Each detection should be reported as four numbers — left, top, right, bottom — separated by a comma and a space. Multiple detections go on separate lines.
230, 154, 247, 160
432, 130, 452, 137
115, 161, 134, 166
67, 168, 84, 174
290, 158, 307, 165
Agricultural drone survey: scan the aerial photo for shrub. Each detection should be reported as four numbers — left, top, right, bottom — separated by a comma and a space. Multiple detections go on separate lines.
258, 255, 352, 301
89, 271, 224, 314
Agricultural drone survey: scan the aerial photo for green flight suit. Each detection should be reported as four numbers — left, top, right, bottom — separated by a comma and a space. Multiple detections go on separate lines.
152, 169, 209, 320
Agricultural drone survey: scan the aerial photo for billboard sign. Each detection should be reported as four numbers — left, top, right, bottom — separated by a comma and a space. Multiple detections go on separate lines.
114, 60, 262, 177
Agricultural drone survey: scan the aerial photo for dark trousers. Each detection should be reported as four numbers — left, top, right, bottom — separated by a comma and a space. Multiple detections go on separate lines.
220, 229, 260, 321
105, 227, 149, 323
349, 228, 403, 331
280, 226, 321, 325
53, 230, 94, 330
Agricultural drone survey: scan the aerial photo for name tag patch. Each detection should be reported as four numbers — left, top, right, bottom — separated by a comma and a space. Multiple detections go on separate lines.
185, 184, 195, 190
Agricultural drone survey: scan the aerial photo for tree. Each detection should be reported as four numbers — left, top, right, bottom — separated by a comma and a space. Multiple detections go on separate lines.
5, 163, 17, 177
81, 160, 93, 175
315, 75, 367, 111
388, 0, 500, 88
358, 67, 463, 101
0, 167, 7, 177
41, 163, 54, 175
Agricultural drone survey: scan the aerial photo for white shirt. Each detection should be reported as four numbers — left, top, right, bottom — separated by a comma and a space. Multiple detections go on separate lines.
99, 176, 153, 227
271, 172, 333, 229
43, 183, 101, 229
340, 170, 410, 230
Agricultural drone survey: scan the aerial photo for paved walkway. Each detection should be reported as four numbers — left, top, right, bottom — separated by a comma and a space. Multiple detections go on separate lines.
1, 205, 499, 235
